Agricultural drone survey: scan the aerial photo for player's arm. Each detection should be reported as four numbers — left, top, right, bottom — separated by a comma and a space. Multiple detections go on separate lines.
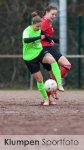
41, 21, 59, 44
24, 36, 41, 43
23, 29, 45, 43
41, 30, 59, 44
24, 35, 45, 43
45, 35, 59, 44
41, 30, 52, 42
49, 37, 59, 44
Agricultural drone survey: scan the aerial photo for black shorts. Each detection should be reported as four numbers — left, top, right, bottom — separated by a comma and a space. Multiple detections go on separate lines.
24, 49, 49, 74
42, 46, 62, 71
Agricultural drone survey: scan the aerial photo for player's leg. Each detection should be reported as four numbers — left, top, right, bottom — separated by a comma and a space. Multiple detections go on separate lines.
40, 47, 64, 91
39, 63, 58, 104
58, 56, 71, 78
42, 53, 64, 92
33, 71, 49, 105
44, 46, 71, 78
25, 59, 49, 105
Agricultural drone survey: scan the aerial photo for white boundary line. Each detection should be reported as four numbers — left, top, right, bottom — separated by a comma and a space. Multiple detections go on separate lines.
0, 55, 84, 58
66, 55, 84, 58
0, 55, 22, 58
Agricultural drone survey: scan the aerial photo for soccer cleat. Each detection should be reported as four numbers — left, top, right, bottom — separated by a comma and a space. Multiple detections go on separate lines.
41, 100, 49, 106
49, 100, 56, 105
41, 100, 56, 105
58, 85, 64, 92
53, 77, 64, 92
46, 90, 59, 105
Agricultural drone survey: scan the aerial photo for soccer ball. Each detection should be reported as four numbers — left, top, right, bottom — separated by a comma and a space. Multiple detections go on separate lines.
44, 79, 57, 92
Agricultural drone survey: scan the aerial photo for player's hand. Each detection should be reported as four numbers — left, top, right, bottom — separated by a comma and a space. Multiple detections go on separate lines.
41, 35, 45, 40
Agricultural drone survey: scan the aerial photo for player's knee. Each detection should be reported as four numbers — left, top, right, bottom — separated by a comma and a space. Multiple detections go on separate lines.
35, 76, 43, 82
64, 63, 71, 70
67, 63, 71, 70
48, 56, 56, 64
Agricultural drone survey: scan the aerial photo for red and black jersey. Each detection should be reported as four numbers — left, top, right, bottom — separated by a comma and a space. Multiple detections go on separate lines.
41, 17, 54, 46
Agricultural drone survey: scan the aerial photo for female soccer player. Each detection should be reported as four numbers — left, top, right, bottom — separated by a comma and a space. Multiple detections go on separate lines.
22, 12, 64, 105
41, 5, 71, 81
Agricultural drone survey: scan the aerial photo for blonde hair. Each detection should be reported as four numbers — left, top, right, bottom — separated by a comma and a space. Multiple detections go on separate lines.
31, 11, 41, 24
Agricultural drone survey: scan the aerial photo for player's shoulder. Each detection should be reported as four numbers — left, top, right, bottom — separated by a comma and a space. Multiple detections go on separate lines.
23, 26, 31, 34
24, 26, 31, 31
42, 17, 48, 25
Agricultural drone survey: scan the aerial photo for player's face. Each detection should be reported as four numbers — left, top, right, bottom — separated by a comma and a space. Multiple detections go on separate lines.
47, 9, 57, 21
33, 22, 41, 31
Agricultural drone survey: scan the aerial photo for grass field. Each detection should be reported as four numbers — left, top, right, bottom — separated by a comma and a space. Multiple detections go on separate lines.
0, 90, 84, 135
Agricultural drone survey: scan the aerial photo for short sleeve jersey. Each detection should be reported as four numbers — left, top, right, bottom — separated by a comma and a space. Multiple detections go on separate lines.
22, 26, 42, 61
41, 17, 54, 46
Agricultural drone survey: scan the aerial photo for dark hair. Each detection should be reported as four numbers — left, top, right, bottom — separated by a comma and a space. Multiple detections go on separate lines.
43, 5, 57, 16
31, 11, 41, 24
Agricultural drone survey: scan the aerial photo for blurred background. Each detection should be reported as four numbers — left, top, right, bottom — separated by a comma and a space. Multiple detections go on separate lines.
0, 0, 84, 89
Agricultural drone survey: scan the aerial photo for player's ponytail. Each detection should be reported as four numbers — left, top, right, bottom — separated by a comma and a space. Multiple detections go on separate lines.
31, 11, 41, 24
31, 11, 38, 18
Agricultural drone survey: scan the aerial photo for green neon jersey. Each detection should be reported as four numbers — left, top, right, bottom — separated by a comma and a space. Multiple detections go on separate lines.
22, 26, 42, 60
